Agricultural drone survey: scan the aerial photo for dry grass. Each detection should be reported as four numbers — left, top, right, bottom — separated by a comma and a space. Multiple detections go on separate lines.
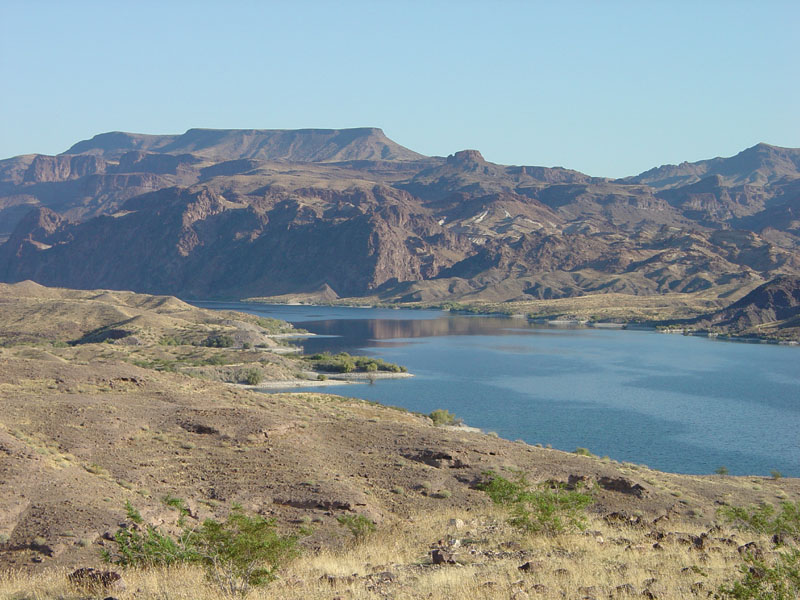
0, 506, 777, 599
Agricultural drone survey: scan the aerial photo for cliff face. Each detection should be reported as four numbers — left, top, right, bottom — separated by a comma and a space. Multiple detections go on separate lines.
1, 130, 800, 301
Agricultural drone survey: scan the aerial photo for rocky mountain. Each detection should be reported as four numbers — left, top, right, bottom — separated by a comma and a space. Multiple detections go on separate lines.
1, 130, 799, 305
683, 275, 800, 339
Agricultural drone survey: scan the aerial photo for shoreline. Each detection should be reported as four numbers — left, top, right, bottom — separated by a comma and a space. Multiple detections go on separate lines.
241, 371, 415, 390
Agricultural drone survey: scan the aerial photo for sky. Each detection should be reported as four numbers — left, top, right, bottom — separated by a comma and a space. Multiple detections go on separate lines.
1, 1, 798, 178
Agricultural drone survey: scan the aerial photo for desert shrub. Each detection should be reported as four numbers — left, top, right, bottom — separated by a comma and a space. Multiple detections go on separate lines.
716, 466, 730, 475
191, 509, 300, 596
104, 502, 300, 597
159, 336, 180, 346
573, 447, 594, 457
103, 501, 194, 567
336, 514, 376, 542
132, 358, 177, 372
204, 334, 234, 348
429, 408, 461, 426
203, 354, 229, 366
718, 501, 800, 541
478, 471, 593, 535
240, 368, 262, 386
306, 352, 406, 374
717, 548, 800, 599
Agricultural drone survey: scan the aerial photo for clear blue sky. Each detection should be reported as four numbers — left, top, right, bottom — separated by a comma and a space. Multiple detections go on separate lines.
1, 1, 797, 177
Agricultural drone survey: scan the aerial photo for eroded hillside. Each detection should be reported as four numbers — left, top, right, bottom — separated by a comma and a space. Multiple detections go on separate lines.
2, 130, 799, 305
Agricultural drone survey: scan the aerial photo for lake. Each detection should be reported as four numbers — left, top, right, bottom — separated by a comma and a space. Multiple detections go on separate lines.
193, 302, 800, 477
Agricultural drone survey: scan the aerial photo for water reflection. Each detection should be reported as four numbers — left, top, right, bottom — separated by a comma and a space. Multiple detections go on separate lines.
292, 315, 590, 354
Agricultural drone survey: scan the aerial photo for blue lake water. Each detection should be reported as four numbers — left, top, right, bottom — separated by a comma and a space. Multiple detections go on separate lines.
193, 302, 800, 477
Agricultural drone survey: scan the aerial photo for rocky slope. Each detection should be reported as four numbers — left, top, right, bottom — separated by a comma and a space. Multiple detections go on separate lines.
681, 275, 800, 339
1, 131, 800, 306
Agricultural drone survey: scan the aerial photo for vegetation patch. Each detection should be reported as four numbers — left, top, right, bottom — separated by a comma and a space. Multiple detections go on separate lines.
719, 501, 800, 542
105, 501, 301, 596
478, 470, 593, 535
428, 408, 461, 426
304, 351, 407, 374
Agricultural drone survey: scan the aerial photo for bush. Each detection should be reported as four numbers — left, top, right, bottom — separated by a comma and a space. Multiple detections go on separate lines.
204, 334, 234, 348
305, 352, 406, 374
103, 501, 194, 567
241, 368, 262, 386
717, 548, 800, 599
429, 409, 461, 426
718, 501, 800, 541
573, 447, 594, 457
336, 514, 376, 542
104, 502, 300, 597
478, 471, 593, 535
192, 509, 300, 596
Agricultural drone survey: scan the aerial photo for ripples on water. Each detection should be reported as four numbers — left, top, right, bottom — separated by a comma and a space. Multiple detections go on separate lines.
192, 302, 800, 477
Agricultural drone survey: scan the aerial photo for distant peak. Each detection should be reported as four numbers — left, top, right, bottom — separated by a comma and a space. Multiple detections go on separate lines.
447, 149, 485, 165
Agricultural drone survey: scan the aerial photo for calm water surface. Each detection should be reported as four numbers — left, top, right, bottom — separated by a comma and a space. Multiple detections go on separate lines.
193, 302, 800, 477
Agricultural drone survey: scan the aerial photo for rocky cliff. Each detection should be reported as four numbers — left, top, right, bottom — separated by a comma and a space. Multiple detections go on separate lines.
1, 130, 799, 303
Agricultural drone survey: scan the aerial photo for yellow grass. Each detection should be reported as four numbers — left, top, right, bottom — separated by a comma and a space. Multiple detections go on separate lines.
0, 506, 777, 599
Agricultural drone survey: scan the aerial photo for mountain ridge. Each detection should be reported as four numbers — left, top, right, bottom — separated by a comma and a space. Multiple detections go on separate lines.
2, 130, 800, 311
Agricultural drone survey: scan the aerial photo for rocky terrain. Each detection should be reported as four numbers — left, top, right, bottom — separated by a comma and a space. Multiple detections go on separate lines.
1, 130, 799, 309
672, 274, 800, 340
0, 283, 798, 599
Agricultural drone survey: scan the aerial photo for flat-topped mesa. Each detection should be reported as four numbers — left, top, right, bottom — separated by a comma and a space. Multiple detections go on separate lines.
62, 127, 425, 163
446, 149, 486, 166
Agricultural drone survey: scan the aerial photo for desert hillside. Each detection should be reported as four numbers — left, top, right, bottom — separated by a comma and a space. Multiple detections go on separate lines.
0, 283, 798, 598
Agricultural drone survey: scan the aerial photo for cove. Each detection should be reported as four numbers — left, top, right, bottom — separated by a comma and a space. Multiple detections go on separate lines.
192, 302, 800, 477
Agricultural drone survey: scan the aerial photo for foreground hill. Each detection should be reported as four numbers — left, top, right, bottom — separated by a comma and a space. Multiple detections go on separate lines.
0, 284, 798, 599
1, 131, 800, 309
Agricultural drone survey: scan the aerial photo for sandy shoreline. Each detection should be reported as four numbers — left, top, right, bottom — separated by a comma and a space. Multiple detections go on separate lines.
241, 371, 414, 390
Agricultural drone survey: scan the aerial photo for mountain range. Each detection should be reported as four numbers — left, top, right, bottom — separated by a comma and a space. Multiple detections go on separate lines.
1, 128, 799, 304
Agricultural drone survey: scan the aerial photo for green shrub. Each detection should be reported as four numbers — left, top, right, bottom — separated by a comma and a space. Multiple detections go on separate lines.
573, 447, 594, 457
716, 466, 730, 475
336, 514, 376, 542
203, 354, 229, 366
241, 368, 262, 386
204, 334, 234, 348
718, 501, 800, 541
717, 548, 800, 599
305, 352, 406, 374
478, 471, 593, 535
429, 409, 461, 426
772, 470, 784, 480
103, 501, 194, 567
192, 509, 300, 596
104, 502, 300, 597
